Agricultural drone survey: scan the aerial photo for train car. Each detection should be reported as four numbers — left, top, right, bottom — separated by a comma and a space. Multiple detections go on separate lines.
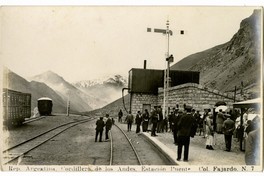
37, 97, 53, 116
2, 88, 31, 126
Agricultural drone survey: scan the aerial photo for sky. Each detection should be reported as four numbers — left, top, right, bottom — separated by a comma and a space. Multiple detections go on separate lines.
1, 6, 260, 83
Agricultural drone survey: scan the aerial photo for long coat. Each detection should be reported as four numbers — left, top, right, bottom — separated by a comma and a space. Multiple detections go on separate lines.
118, 110, 123, 118
177, 113, 195, 137
205, 116, 214, 136
150, 110, 158, 124
142, 112, 149, 121
96, 119, 105, 131
136, 114, 142, 125
105, 118, 112, 130
126, 114, 134, 123
222, 118, 235, 135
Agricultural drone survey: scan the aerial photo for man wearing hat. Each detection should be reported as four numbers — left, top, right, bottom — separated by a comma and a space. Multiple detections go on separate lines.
105, 114, 112, 141
216, 109, 225, 133
177, 105, 195, 162
125, 111, 134, 132
222, 113, 235, 152
172, 108, 182, 145
150, 107, 159, 136
95, 117, 105, 142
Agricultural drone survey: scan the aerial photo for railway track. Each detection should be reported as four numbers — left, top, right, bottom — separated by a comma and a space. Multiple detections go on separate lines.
2, 117, 96, 165
23, 116, 46, 124
23, 114, 86, 124
109, 124, 142, 165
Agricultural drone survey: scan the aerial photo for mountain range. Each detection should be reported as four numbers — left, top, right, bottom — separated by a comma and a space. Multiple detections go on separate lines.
30, 71, 94, 112
73, 75, 127, 105
2, 10, 261, 115
3, 67, 67, 113
86, 10, 261, 116
171, 10, 261, 99
3, 67, 127, 113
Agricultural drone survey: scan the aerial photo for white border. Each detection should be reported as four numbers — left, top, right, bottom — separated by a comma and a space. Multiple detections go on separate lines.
0, 1, 263, 176
0, 0, 263, 6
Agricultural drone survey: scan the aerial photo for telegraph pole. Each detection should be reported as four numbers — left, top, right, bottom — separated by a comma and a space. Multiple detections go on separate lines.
67, 92, 70, 116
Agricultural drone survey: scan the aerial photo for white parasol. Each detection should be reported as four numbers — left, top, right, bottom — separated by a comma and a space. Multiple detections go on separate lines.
215, 105, 228, 112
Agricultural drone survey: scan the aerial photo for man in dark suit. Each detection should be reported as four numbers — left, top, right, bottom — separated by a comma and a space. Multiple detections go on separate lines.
216, 109, 225, 133
151, 107, 158, 136
177, 105, 195, 162
126, 111, 134, 132
105, 114, 112, 141
135, 111, 142, 133
142, 109, 150, 132
222, 114, 235, 151
172, 109, 181, 145
157, 107, 163, 133
118, 109, 123, 123
95, 117, 105, 142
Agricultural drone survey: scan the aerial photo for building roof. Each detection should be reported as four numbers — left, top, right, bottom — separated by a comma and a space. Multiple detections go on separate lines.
233, 98, 261, 109
128, 68, 200, 94
38, 97, 52, 101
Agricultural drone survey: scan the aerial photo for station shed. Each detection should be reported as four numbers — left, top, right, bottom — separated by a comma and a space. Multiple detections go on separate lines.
128, 68, 200, 114
233, 98, 261, 150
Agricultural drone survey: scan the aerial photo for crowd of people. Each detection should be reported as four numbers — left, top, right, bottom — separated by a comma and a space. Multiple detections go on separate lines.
95, 106, 260, 165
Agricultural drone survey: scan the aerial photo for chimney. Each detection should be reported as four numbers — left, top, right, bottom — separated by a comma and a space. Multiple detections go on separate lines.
144, 60, 147, 69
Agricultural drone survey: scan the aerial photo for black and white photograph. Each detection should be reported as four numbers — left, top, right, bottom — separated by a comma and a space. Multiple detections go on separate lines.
0, 3, 263, 173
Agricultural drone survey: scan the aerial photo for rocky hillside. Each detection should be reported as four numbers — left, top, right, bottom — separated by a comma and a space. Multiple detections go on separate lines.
171, 10, 261, 99
84, 10, 261, 116
85, 94, 130, 118
3, 68, 67, 113
30, 71, 95, 111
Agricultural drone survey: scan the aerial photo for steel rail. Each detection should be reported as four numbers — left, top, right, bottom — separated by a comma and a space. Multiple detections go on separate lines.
23, 116, 46, 124
3, 118, 95, 165
3, 117, 92, 153
23, 114, 88, 124
112, 124, 142, 165
109, 130, 113, 166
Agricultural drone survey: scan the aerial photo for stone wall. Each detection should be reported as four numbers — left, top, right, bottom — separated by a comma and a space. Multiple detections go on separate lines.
158, 83, 242, 112
130, 93, 158, 115
130, 83, 243, 115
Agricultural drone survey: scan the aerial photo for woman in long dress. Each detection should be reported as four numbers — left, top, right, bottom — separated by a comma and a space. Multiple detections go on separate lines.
205, 112, 214, 150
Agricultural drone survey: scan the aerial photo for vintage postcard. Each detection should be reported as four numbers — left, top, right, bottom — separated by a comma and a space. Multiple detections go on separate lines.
0, 5, 263, 173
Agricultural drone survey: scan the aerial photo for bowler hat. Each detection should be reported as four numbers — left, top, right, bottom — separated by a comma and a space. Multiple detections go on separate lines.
185, 105, 193, 111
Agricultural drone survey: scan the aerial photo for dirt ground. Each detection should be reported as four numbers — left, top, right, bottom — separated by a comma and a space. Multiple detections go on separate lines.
3, 115, 172, 165
17, 118, 110, 165
2, 114, 89, 148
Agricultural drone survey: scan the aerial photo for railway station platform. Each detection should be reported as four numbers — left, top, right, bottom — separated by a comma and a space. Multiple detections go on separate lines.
141, 131, 245, 166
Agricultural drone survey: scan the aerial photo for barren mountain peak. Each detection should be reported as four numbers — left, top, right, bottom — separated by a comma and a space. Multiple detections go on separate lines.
171, 10, 261, 99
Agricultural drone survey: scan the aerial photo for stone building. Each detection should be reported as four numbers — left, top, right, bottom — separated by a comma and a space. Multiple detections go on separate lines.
128, 68, 240, 115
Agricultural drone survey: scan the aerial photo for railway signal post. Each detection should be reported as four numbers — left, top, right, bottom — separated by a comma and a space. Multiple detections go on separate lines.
147, 20, 182, 117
